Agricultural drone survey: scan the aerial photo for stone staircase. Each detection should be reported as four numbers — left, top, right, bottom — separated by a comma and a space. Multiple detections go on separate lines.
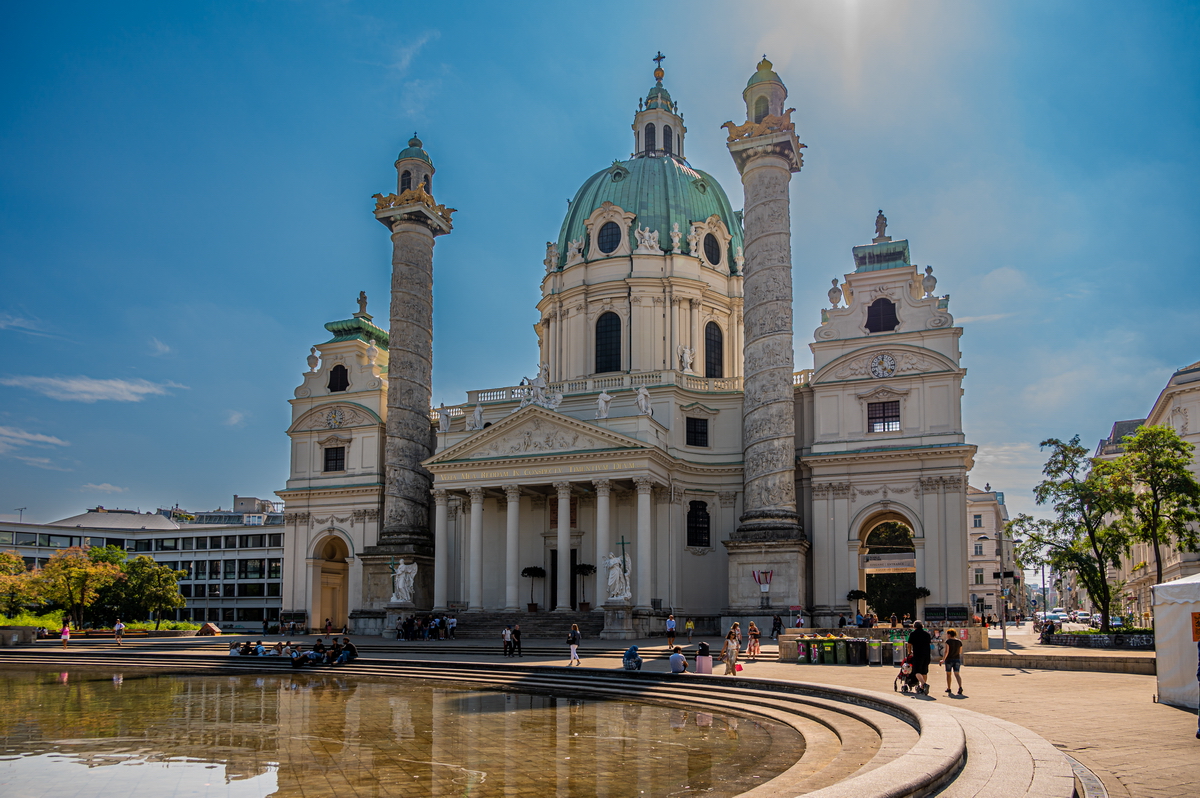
432, 610, 606, 639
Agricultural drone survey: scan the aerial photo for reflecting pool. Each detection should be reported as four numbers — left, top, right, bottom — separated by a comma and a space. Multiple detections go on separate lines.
0, 668, 802, 797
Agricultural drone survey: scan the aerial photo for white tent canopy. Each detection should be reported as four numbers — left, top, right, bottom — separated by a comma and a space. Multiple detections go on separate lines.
1151, 572, 1200, 709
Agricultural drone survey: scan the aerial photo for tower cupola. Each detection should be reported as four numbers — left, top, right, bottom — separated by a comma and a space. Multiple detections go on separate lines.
395, 133, 435, 194
742, 56, 788, 123
631, 52, 686, 159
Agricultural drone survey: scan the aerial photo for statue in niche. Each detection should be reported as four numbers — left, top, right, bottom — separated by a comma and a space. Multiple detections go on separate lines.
596, 389, 612, 419
828, 278, 843, 308
669, 222, 682, 253
636, 386, 652, 416
922, 265, 938, 298
603, 551, 632, 603
466, 403, 484, 430
437, 403, 451, 432
678, 345, 696, 374
391, 560, 418, 604
874, 209, 888, 241
307, 347, 319, 373
543, 241, 559, 272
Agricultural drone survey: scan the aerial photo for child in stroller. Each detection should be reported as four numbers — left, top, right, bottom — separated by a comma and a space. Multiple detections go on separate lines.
894, 656, 922, 693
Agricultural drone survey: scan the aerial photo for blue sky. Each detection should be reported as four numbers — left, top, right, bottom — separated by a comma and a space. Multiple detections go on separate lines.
2, 1, 1198, 524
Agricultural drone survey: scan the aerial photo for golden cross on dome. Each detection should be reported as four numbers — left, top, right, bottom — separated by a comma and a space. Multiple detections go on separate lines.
653, 51, 665, 68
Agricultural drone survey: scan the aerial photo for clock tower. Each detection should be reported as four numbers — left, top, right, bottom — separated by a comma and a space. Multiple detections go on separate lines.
799, 223, 976, 627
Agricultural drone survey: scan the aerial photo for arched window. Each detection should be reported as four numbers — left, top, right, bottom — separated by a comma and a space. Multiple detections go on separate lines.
865, 298, 900, 333
704, 321, 724, 378
327, 365, 349, 392
400, 170, 412, 192
422, 173, 431, 192
644, 123, 656, 153
686, 501, 711, 547
663, 125, 673, 155
595, 312, 621, 374
597, 221, 621, 254
754, 96, 769, 123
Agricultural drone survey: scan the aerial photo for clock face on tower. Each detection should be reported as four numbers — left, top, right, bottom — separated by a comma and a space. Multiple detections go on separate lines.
870, 353, 896, 379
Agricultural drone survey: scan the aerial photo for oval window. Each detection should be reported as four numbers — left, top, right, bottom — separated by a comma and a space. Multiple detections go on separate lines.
597, 221, 622, 254
703, 233, 721, 265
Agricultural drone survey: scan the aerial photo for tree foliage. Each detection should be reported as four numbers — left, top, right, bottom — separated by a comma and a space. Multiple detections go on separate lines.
35, 547, 123, 628
122, 556, 187, 629
0, 551, 39, 617
1010, 437, 1128, 633
1109, 425, 1200, 586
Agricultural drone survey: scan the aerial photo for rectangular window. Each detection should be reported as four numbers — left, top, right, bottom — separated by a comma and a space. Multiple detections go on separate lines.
38, 534, 50, 547
160, 561, 177, 572
47, 534, 72, 548
134, 540, 152, 552
194, 536, 207, 550
972, 514, 983, 528
179, 561, 193, 579
974, 568, 984, 585
223, 583, 236, 597
209, 561, 222, 579
973, 543, 984, 556
237, 607, 265, 622
193, 561, 206, 580
223, 560, 236, 579
0, 531, 10, 544
238, 559, 264, 580
208, 584, 222, 598
324, 446, 346, 472
867, 401, 901, 432
224, 536, 237, 549
182, 537, 193, 551
685, 417, 709, 447
268, 558, 282, 579
238, 534, 265, 549
267, 583, 281, 597
268, 533, 283, 547
222, 608, 235, 622
237, 583, 265, 598
155, 538, 178, 551
180, 584, 192, 597
209, 536, 223, 550
244, 515, 265, 526
15, 532, 37, 546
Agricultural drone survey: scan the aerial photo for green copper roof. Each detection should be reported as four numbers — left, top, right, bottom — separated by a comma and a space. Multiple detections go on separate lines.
646, 82, 672, 110
323, 315, 388, 347
556, 155, 743, 271
746, 57, 783, 88
851, 240, 911, 273
397, 134, 433, 167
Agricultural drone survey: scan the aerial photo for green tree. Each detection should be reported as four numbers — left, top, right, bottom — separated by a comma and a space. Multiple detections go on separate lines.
0, 551, 39, 617
1111, 425, 1200, 586
1010, 437, 1128, 632
122, 556, 186, 629
36, 547, 123, 628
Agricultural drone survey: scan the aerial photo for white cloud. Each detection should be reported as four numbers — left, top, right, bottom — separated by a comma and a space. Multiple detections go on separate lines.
224, 410, 247, 427
150, 337, 171, 355
0, 425, 69, 453
0, 376, 187, 402
82, 483, 128, 493
12, 455, 73, 472
0, 312, 52, 337
955, 313, 1014, 324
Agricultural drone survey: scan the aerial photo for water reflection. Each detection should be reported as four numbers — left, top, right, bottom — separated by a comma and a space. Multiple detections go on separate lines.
0, 668, 802, 797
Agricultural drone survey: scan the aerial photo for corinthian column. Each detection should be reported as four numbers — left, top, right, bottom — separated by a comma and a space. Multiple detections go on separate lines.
726, 59, 805, 542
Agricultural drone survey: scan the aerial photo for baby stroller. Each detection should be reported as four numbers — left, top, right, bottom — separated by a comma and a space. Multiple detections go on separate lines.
894, 657, 921, 693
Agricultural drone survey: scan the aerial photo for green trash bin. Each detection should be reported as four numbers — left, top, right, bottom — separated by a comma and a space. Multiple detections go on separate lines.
795, 641, 808, 663
835, 640, 848, 664
868, 640, 882, 666
821, 640, 836, 664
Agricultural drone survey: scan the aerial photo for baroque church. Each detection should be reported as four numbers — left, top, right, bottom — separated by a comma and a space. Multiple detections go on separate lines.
277, 58, 976, 636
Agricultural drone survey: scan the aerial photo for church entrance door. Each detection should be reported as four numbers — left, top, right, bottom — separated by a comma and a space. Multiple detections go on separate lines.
312, 535, 350, 632
549, 549, 578, 610
861, 520, 918, 621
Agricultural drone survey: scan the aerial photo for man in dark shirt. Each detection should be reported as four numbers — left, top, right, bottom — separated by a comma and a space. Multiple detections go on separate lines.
906, 621, 932, 695
940, 628, 964, 696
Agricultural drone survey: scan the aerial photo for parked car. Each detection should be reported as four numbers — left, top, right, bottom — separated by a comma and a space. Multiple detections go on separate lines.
1075, 612, 1091, 623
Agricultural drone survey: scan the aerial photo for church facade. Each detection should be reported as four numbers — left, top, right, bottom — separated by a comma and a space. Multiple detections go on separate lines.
279, 58, 976, 635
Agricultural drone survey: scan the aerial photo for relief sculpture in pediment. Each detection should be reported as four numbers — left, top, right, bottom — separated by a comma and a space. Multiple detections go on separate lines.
474, 417, 599, 458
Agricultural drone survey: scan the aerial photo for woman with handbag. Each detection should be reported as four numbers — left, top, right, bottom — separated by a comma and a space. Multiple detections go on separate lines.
747, 621, 762, 659
719, 630, 739, 675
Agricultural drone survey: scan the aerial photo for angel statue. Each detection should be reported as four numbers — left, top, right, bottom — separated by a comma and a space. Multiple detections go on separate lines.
543, 241, 559, 272
391, 560, 419, 604
677, 345, 696, 374
596, 389, 612, 419
466, 403, 484, 430
603, 551, 632, 603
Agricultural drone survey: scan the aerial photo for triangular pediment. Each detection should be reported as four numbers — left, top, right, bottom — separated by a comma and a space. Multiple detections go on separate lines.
425, 406, 649, 465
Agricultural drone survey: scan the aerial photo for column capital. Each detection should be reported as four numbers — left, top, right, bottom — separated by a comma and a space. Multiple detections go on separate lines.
503, 484, 521, 502
467, 486, 485, 503
553, 481, 572, 497
431, 488, 449, 506
633, 476, 655, 495
592, 478, 612, 497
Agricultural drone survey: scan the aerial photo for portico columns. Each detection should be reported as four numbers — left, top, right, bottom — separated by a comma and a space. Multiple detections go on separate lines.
554, 481, 572, 611
432, 489, 448, 611
634, 477, 654, 610
467, 487, 484, 611
593, 479, 611, 607
503, 484, 521, 611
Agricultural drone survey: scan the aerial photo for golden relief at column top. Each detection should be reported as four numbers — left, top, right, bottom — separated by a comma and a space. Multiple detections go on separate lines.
372, 185, 456, 225
722, 109, 801, 142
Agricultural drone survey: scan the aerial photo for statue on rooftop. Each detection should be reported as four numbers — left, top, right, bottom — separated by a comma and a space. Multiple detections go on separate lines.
874, 210, 888, 242
596, 389, 612, 419
356, 291, 369, 316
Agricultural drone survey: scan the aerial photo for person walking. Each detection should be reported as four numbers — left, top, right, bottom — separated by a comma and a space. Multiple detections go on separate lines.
512, 623, 523, 657
502, 625, 513, 657
940, 628, 964, 696
60, 623, 70, 650
770, 615, 783, 640
665, 614, 677, 647
747, 621, 761, 660
113, 618, 125, 646
685, 617, 695, 643
838, 614, 847, 628
719, 630, 739, 675
567, 623, 582, 666
448, 615, 457, 639
324, 618, 333, 636
906, 621, 933, 695
731, 622, 743, 652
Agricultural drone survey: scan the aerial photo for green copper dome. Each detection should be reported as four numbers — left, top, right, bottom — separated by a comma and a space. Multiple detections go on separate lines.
397, 134, 433, 167
746, 57, 782, 88
556, 155, 743, 271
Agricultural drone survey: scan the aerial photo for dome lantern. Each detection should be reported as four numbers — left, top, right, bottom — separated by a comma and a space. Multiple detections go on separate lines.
395, 132, 435, 195
631, 51, 686, 159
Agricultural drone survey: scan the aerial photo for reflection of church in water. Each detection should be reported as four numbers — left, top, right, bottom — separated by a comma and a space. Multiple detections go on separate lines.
277, 57, 976, 634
